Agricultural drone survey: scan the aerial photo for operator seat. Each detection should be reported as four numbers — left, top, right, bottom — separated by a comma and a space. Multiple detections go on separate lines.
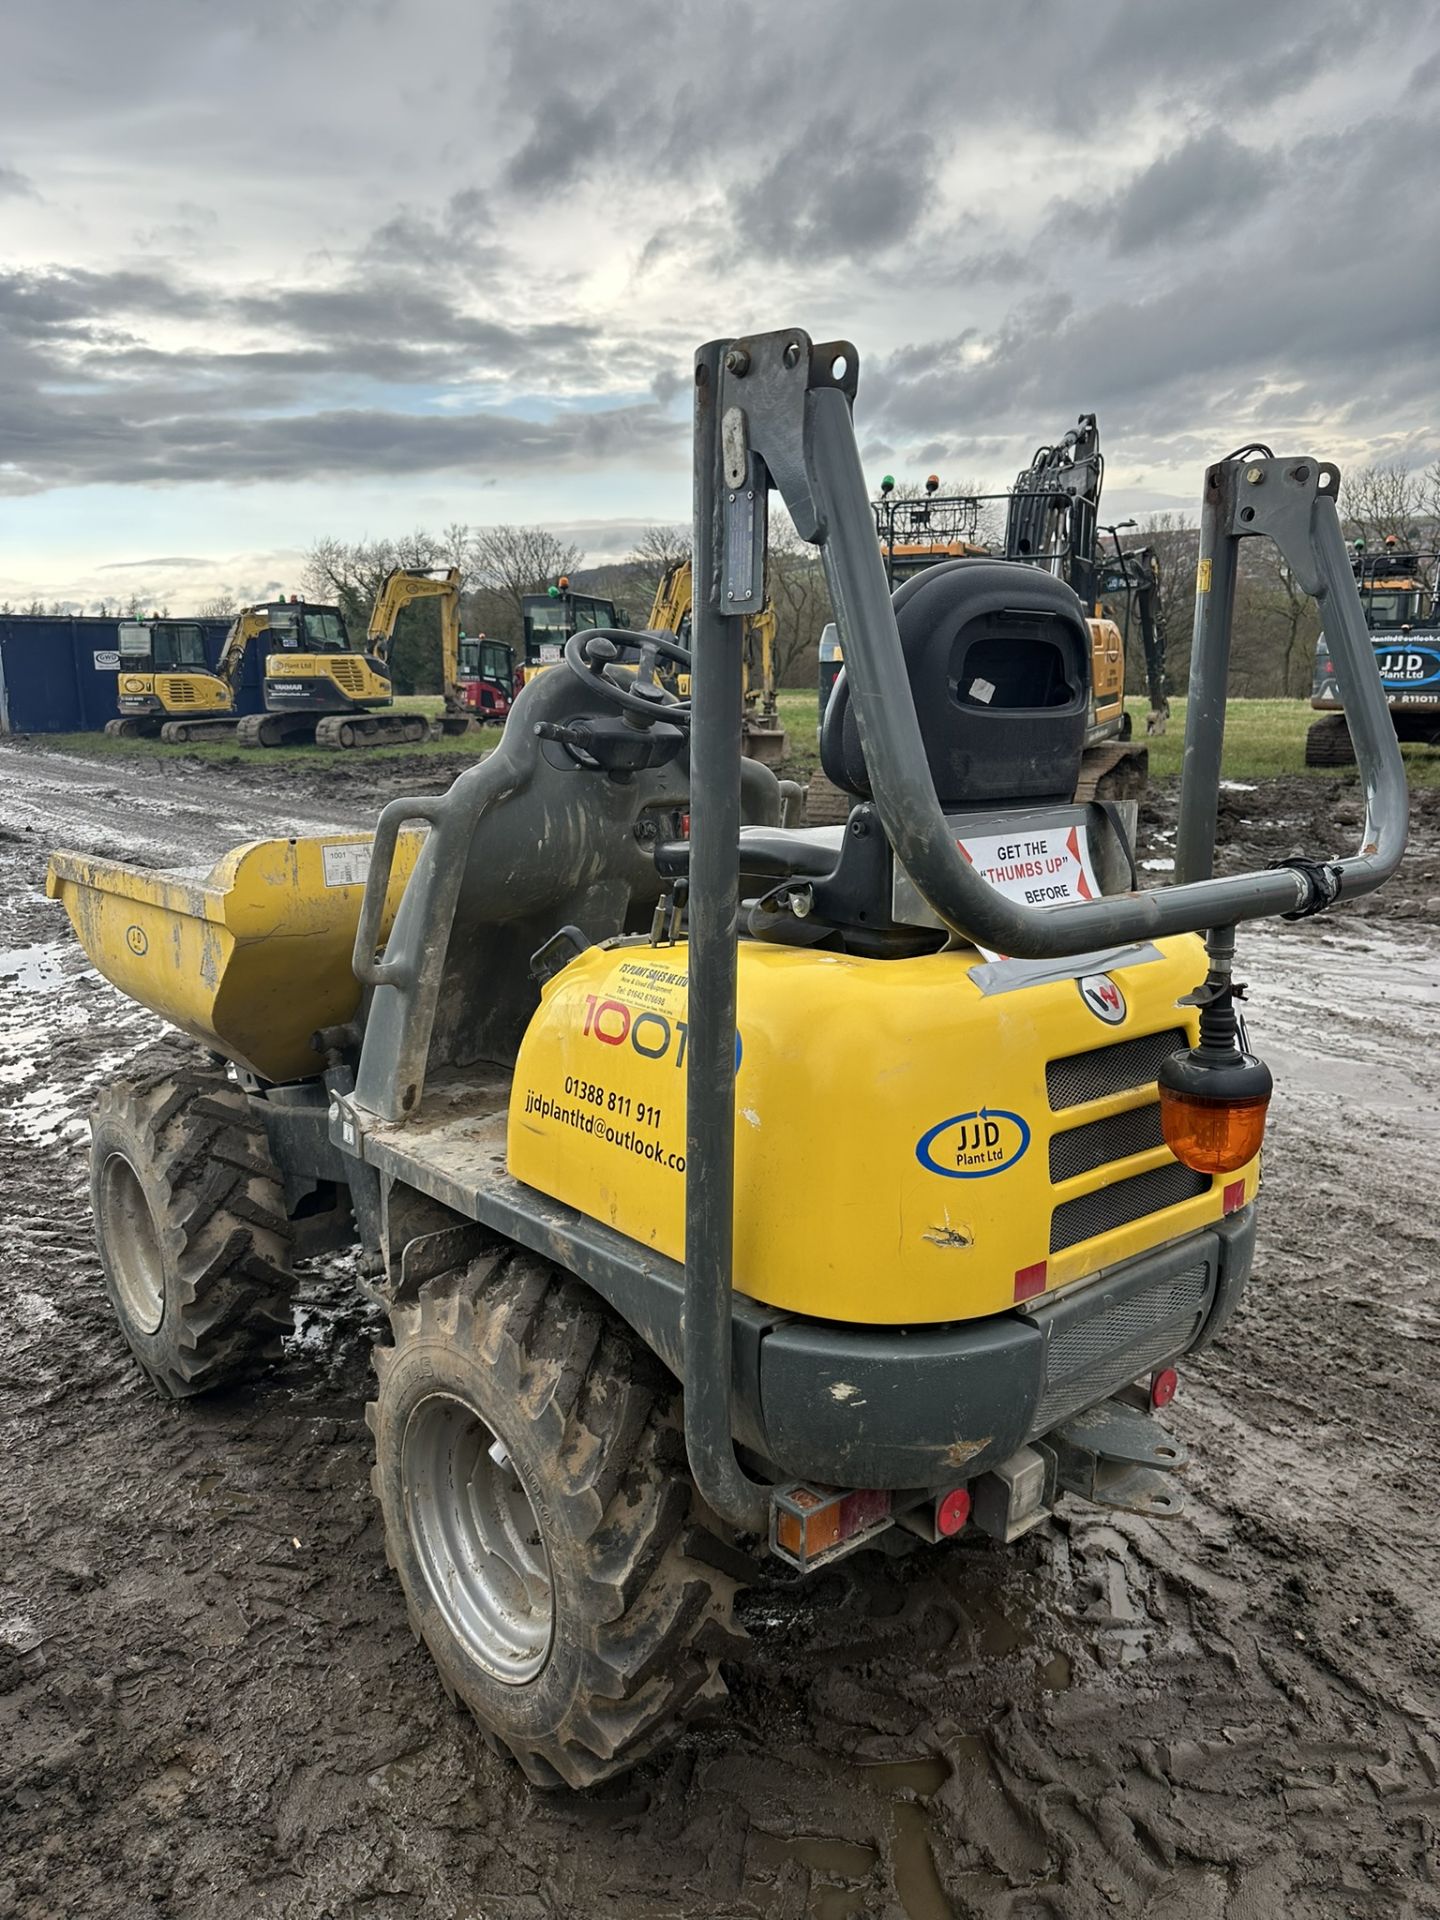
818, 558, 1090, 809
664, 560, 1114, 953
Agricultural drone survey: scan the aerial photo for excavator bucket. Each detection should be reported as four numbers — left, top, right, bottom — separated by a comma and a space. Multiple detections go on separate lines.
46, 832, 422, 1083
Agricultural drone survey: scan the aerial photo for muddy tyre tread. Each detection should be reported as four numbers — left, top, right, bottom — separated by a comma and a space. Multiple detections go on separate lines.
91, 1066, 293, 1398
370, 1253, 747, 1789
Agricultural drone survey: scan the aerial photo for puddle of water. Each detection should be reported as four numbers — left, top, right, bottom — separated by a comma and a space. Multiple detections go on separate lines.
1038, 1650, 1073, 1691
0, 943, 68, 994
749, 1832, 878, 1917
861, 1759, 952, 1920
749, 1754, 955, 1920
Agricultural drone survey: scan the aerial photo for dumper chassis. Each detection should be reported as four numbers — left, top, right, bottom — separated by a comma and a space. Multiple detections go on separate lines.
50, 330, 1407, 1788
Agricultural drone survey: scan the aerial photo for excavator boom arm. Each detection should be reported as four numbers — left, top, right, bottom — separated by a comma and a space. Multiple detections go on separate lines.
367, 568, 463, 704
214, 608, 270, 694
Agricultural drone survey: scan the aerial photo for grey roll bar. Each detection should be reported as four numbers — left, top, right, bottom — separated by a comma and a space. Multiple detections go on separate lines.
683, 328, 1407, 1532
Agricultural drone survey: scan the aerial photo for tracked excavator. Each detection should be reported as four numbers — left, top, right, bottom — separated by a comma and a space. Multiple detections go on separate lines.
113, 598, 420, 749
105, 611, 269, 741
145, 572, 472, 750
456, 634, 516, 724
49, 326, 1406, 1788
648, 558, 788, 766
238, 587, 425, 750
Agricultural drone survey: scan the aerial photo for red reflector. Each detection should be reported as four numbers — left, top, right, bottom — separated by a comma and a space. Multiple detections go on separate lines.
1223, 1178, 1246, 1215
1014, 1262, 1047, 1303
1150, 1366, 1178, 1410
936, 1487, 971, 1537
679, 812, 691, 838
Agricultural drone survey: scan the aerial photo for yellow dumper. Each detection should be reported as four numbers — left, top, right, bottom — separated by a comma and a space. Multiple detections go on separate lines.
46, 326, 1408, 1791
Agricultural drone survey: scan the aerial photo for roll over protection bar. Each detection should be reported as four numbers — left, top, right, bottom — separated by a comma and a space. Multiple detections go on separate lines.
683, 328, 1408, 1533
764, 339, 1406, 951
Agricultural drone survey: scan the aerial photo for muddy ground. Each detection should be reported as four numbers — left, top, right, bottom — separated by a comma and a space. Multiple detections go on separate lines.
1, 741, 1438, 1920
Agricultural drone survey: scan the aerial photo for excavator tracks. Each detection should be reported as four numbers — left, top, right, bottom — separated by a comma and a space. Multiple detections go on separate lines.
313, 712, 430, 750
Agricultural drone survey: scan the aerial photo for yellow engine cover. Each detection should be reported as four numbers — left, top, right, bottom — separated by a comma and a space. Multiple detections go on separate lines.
266, 652, 388, 702
156, 670, 232, 713
508, 938, 1259, 1326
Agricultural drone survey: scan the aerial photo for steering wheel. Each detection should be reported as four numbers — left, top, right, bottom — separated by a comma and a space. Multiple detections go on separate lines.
563, 628, 692, 724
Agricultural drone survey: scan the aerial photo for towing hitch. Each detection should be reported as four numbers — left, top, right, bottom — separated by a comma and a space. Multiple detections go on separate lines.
1046, 1398, 1189, 1519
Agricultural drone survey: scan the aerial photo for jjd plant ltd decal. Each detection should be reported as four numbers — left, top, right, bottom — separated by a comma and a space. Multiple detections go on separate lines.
915, 1109, 1031, 1179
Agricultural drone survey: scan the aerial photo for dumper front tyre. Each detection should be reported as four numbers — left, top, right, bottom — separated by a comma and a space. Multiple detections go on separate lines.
89, 1069, 294, 1397
369, 1255, 747, 1789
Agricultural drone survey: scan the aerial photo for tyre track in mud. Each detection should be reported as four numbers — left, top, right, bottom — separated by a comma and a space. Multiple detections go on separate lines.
1, 744, 1438, 1919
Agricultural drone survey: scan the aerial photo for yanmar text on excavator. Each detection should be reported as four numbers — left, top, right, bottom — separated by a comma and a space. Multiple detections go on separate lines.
48, 328, 1407, 1788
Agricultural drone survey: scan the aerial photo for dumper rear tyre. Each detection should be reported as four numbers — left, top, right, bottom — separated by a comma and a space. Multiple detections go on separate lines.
369, 1254, 748, 1789
90, 1068, 294, 1397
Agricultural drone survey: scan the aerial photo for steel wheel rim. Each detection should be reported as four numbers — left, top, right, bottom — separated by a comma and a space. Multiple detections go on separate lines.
101, 1153, 165, 1335
402, 1392, 554, 1684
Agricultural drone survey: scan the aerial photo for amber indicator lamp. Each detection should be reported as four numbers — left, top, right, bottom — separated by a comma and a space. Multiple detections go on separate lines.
1159, 928, 1272, 1176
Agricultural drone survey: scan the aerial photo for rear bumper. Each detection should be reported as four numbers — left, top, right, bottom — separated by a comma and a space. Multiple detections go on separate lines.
750, 1208, 1255, 1488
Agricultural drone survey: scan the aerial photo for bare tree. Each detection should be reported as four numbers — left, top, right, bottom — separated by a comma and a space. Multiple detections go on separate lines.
768, 514, 833, 686
467, 525, 584, 637
625, 524, 690, 620
198, 593, 237, 618
1342, 463, 1426, 545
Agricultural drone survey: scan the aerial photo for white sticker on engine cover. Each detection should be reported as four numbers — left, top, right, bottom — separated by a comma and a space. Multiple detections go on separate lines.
956, 823, 1099, 909
322, 843, 372, 888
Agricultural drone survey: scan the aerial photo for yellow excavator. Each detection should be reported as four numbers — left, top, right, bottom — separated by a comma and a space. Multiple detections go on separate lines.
107, 600, 420, 749
238, 592, 423, 750
105, 611, 270, 741
648, 558, 788, 766
119, 571, 475, 751
358, 566, 483, 741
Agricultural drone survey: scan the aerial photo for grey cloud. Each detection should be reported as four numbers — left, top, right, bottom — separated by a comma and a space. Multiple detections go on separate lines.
97, 556, 215, 570
0, 377, 680, 495
2, 0, 1435, 517
1107, 128, 1270, 254
0, 162, 36, 199
1046, 129, 1274, 257
504, 89, 624, 195
726, 119, 932, 265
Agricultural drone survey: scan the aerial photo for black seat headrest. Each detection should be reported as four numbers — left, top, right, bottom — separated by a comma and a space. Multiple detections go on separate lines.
819, 559, 1092, 809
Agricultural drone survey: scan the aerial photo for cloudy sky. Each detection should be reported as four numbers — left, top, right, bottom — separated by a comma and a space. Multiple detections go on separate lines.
4, 0, 1438, 612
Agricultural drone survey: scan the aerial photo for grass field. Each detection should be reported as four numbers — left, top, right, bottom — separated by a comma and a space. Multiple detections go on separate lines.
22, 690, 1440, 787
778, 691, 1440, 789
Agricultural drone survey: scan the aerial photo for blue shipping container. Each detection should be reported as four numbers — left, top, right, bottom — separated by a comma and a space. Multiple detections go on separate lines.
0, 616, 266, 734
